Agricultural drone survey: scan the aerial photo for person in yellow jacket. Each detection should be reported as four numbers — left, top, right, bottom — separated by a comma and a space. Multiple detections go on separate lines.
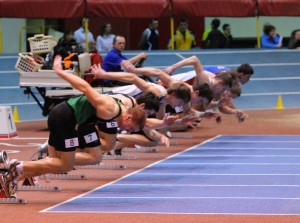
168, 19, 196, 50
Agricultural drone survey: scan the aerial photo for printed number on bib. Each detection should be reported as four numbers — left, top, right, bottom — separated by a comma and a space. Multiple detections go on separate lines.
106, 121, 118, 128
65, 137, 79, 148
84, 132, 98, 143
175, 106, 183, 113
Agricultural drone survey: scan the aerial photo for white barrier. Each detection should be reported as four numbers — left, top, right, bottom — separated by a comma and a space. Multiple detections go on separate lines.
0, 106, 17, 139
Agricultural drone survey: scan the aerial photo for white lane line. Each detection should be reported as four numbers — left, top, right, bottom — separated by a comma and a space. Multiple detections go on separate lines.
106, 183, 300, 187
122, 49, 300, 55
242, 92, 300, 96
0, 71, 18, 74
0, 86, 20, 89
175, 53, 186, 59
0, 55, 18, 59
1, 137, 48, 140
192, 147, 300, 150
0, 102, 43, 106
179, 155, 300, 157
137, 173, 300, 176
79, 196, 300, 200
156, 163, 300, 165
5, 150, 20, 154
0, 143, 40, 147
212, 140, 300, 143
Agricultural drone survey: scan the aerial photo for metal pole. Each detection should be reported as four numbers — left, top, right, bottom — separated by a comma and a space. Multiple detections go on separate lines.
169, 1, 174, 50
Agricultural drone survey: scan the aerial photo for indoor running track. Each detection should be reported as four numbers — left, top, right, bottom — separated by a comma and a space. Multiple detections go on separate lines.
43, 135, 300, 215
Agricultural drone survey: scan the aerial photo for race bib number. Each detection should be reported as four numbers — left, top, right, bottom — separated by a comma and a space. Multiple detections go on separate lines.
175, 106, 183, 113
65, 137, 79, 148
106, 121, 118, 128
84, 132, 98, 143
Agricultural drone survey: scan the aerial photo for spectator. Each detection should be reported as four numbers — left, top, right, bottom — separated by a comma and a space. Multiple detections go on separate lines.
53, 30, 82, 59
74, 18, 96, 52
288, 29, 300, 49
202, 19, 217, 42
261, 23, 282, 49
138, 19, 159, 50
102, 35, 147, 86
222, 24, 233, 48
203, 18, 226, 48
168, 18, 196, 50
96, 23, 115, 53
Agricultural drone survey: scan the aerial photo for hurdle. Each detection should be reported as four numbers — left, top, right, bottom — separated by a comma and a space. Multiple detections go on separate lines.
76, 163, 126, 170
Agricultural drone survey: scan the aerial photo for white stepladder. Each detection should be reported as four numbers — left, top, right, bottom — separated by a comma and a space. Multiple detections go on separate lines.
0, 106, 17, 139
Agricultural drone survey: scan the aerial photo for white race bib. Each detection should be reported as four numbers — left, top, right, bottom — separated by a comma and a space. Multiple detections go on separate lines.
106, 121, 118, 128
175, 106, 183, 113
65, 137, 79, 148
84, 132, 98, 143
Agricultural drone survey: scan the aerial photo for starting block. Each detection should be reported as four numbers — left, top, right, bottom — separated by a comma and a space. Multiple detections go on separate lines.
18, 177, 61, 191
158, 141, 177, 146
0, 106, 17, 139
123, 147, 159, 153
166, 131, 192, 139
0, 198, 27, 204
47, 173, 87, 180
76, 163, 126, 170
103, 154, 137, 160
0, 173, 27, 204
18, 185, 61, 191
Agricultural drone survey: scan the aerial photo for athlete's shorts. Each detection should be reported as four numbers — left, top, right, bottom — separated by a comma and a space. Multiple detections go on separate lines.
132, 130, 155, 141
165, 104, 183, 115
48, 102, 101, 152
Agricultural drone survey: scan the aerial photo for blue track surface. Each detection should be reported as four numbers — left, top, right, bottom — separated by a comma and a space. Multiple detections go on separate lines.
44, 135, 300, 215
1, 49, 300, 121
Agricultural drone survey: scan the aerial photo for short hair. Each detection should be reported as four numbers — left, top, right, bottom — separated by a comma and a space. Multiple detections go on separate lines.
167, 83, 191, 103
180, 18, 187, 23
290, 29, 300, 38
230, 85, 242, 97
215, 72, 233, 88
113, 35, 125, 44
100, 23, 111, 36
211, 19, 220, 29
136, 92, 160, 112
127, 107, 146, 131
237, 64, 254, 76
225, 69, 240, 81
150, 18, 158, 24
263, 23, 275, 35
222, 24, 230, 31
193, 83, 214, 103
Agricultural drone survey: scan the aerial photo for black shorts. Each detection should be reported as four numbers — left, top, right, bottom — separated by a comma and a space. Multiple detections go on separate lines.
132, 130, 155, 142
48, 102, 100, 152
165, 104, 183, 115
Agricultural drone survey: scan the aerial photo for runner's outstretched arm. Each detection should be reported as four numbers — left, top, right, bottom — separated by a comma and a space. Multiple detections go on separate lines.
91, 64, 162, 96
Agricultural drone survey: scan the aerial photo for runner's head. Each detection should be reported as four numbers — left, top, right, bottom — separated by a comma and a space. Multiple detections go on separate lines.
166, 83, 191, 108
136, 92, 160, 116
192, 83, 214, 107
237, 63, 254, 84
117, 107, 146, 133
